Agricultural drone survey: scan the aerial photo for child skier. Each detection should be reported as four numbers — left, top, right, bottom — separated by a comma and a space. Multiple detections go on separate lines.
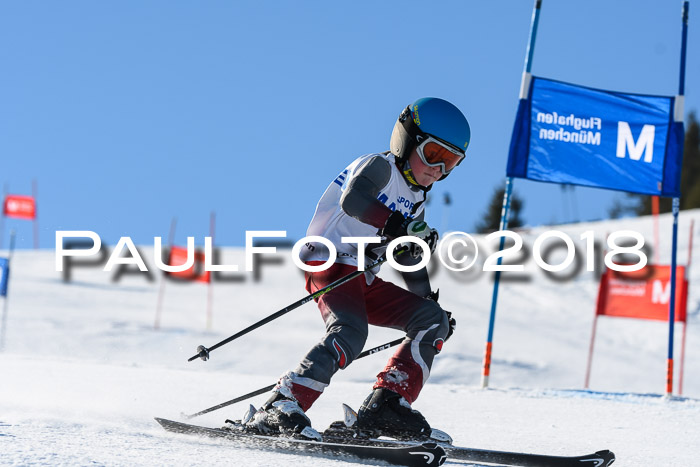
245, 97, 471, 441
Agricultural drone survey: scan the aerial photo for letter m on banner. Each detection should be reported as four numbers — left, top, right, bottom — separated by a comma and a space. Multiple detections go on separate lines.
507, 77, 684, 196
617, 122, 656, 163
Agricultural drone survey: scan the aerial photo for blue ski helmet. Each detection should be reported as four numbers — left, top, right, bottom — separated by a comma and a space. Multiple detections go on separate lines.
390, 97, 471, 180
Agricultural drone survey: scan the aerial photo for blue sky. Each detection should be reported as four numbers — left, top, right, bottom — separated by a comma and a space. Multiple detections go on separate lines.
1, 1, 698, 248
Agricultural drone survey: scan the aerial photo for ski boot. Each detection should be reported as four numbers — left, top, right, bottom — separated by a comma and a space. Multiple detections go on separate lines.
356, 388, 452, 443
242, 391, 321, 441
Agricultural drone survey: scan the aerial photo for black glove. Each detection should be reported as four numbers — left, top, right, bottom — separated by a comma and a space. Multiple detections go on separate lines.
383, 211, 439, 259
381, 210, 412, 239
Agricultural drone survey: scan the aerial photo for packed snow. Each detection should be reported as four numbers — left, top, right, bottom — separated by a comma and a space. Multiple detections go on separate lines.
1, 211, 699, 466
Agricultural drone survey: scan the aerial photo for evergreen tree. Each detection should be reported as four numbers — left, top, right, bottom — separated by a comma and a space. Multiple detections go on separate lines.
475, 185, 525, 233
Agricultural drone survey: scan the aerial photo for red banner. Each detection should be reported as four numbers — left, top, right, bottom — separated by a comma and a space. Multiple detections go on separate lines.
596, 265, 688, 322
167, 246, 210, 283
3, 195, 36, 220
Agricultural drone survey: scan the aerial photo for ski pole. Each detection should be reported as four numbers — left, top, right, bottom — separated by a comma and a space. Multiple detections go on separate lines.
183, 337, 404, 419
188, 248, 407, 362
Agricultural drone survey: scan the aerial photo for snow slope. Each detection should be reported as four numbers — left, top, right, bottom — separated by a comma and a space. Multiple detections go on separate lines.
1, 211, 699, 466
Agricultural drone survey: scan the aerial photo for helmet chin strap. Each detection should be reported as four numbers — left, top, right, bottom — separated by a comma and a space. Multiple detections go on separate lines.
399, 160, 432, 192
402, 161, 420, 186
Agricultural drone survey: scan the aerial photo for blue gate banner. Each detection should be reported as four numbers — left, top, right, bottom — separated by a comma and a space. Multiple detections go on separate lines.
507, 77, 684, 196
0, 258, 8, 297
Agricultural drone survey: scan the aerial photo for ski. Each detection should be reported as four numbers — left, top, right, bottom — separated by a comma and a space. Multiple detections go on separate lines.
439, 445, 615, 467
155, 417, 615, 467
154, 417, 446, 466
324, 432, 615, 467
322, 422, 616, 467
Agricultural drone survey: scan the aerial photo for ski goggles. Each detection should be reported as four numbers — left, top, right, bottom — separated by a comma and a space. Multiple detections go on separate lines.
415, 135, 465, 175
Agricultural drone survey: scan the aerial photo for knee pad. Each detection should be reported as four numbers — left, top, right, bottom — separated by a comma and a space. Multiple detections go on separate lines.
408, 302, 449, 354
